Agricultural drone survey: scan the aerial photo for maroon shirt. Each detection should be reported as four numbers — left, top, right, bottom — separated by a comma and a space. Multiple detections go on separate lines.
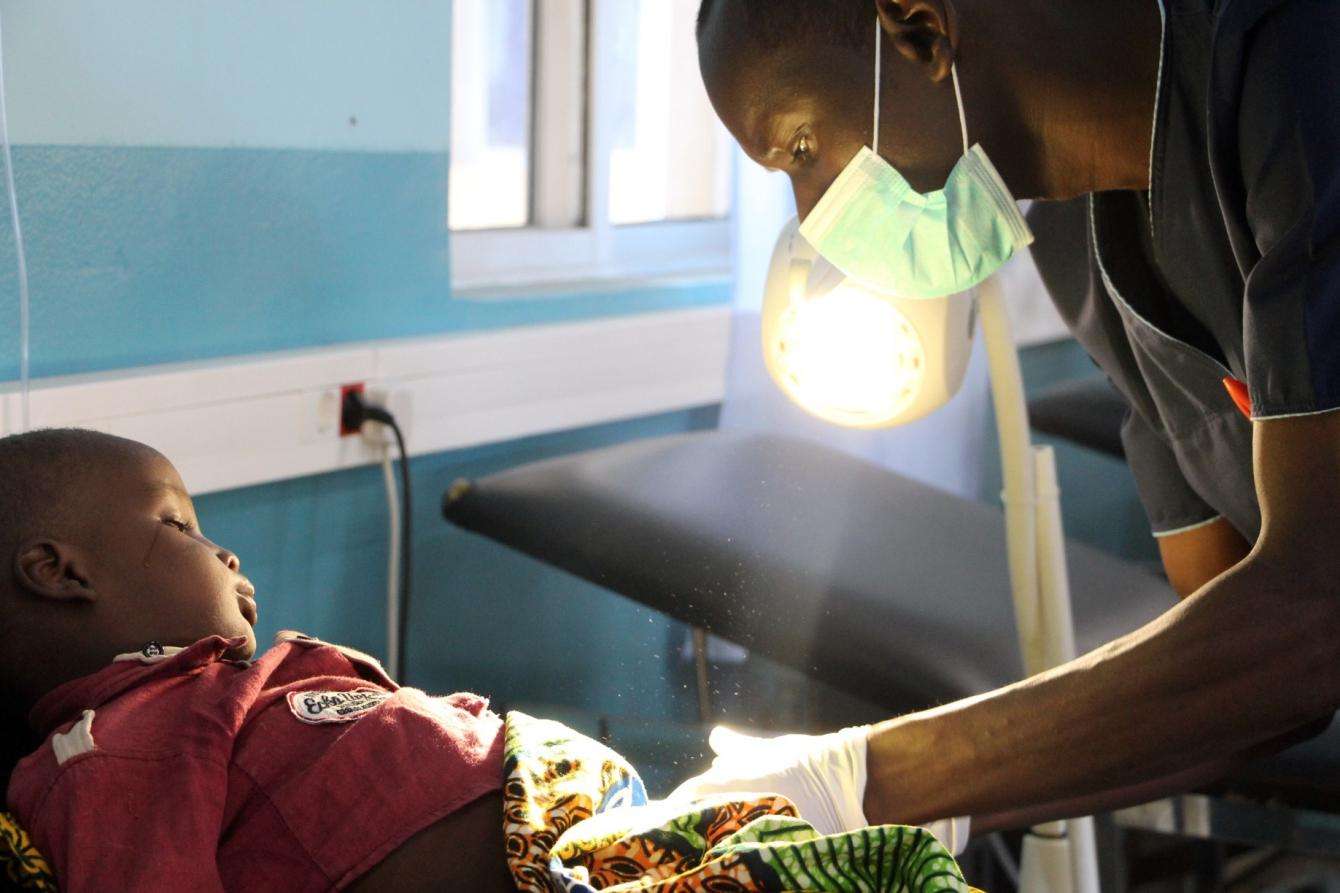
7, 633, 504, 892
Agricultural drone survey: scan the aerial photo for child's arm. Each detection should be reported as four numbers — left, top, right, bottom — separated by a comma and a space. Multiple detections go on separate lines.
25, 750, 227, 892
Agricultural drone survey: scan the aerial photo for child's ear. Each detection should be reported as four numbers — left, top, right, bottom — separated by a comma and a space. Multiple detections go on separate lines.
13, 540, 98, 604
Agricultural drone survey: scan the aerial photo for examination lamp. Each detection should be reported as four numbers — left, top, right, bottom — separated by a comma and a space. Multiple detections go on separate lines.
761, 218, 976, 429
761, 218, 1101, 893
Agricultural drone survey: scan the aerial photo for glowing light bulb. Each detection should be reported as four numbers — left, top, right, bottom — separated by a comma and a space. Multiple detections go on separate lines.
771, 281, 926, 427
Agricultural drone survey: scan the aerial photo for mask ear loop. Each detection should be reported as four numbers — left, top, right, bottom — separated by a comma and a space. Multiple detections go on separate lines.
950, 63, 970, 154
874, 19, 970, 156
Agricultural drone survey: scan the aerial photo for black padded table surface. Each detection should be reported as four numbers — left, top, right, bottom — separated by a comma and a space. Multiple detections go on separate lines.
444, 430, 1170, 709
443, 429, 1340, 805
1028, 378, 1128, 459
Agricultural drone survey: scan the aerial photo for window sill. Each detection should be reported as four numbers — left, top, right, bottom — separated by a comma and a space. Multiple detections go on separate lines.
449, 217, 734, 296
452, 269, 733, 303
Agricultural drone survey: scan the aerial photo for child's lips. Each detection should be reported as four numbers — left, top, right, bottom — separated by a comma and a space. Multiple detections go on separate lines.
237, 593, 259, 627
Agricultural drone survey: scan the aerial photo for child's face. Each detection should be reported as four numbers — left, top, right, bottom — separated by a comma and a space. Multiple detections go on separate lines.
82, 448, 258, 660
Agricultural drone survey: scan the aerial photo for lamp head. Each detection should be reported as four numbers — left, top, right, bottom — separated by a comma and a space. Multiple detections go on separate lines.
761, 218, 976, 429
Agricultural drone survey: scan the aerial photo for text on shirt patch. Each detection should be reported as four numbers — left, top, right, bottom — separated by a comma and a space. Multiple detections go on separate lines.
286, 689, 391, 724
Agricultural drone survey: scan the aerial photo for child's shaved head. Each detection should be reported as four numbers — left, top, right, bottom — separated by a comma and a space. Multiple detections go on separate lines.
0, 429, 256, 708
0, 429, 150, 577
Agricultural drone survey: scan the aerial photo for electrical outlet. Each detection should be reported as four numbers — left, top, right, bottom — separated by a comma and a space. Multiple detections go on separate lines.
338, 382, 367, 436
358, 386, 414, 451
304, 387, 344, 443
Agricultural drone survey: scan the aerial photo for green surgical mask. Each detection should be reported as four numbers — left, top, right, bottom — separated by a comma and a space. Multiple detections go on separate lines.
799, 21, 1033, 299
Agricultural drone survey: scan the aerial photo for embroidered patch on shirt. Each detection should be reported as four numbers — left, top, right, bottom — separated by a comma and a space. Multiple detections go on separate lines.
286, 689, 391, 724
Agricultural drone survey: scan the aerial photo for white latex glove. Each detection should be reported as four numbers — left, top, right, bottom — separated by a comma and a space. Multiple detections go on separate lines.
923, 815, 971, 856
666, 725, 871, 837
667, 725, 971, 855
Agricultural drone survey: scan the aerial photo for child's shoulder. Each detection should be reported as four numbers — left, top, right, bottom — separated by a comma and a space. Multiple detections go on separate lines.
263, 630, 397, 689
71, 639, 258, 753
29, 634, 393, 767
12, 638, 251, 805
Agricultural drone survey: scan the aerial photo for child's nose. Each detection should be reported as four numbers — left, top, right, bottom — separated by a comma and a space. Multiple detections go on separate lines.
217, 547, 240, 572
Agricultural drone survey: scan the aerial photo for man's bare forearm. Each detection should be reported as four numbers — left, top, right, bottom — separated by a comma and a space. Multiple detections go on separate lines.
970, 756, 1241, 833
969, 715, 1330, 832
863, 554, 1340, 826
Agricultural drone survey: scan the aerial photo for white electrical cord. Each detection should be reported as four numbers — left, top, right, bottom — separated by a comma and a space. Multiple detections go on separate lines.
872, 18, 881, 153
380, 447, 402, 675
0, 8, 32, 432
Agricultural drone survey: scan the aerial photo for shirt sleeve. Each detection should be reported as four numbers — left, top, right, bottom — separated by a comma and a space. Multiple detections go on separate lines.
27, 752, 228, 892
1120, 404, 1221, 536
1218, 0, 1340, 418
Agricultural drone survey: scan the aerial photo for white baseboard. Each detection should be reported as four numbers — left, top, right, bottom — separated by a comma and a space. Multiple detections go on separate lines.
0, 307, 731, 495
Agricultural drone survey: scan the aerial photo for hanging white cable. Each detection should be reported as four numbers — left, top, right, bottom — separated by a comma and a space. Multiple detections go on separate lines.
380, 447, 402, 675
872, 18, 882, 154
0, 9, 32, 432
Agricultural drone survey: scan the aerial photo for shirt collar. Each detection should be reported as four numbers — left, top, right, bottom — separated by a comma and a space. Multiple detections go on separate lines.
28, 635, 248, 736
112, 642, 187, 664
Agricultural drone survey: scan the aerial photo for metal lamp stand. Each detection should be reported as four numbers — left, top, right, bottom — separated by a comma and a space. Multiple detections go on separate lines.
978, 276, 1101, 893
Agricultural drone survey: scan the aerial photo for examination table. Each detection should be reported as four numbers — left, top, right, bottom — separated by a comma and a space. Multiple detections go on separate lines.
443, 429, 1340, 856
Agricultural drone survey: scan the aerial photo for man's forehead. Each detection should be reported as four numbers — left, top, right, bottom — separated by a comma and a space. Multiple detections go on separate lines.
700, 22, 795, 141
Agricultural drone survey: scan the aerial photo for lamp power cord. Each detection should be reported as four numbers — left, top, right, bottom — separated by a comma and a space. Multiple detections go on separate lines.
0, 7, 33, 432
341, 389, 412, 683
378, 446, 402, 677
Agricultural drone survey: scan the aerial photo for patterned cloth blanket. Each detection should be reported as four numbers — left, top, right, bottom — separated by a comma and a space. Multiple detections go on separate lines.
0, 713, 974, 892
0, 812, 55, 892
503, 711, 974, 892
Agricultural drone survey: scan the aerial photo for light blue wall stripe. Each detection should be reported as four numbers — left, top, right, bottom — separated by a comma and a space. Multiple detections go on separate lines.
0, 145, 729, 379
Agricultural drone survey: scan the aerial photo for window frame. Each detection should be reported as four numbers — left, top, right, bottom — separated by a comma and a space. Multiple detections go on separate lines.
449, 0, 736, 293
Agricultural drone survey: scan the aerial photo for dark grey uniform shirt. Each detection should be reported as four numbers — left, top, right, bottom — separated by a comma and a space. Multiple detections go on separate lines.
1028, 0, 1340, 542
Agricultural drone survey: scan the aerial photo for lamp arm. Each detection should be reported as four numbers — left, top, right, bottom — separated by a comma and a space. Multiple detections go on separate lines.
977, 278, 1045, 674
979, 276, 1099, 893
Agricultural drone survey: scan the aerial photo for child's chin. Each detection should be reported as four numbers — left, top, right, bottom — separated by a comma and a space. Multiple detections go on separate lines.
224, 628, 258, 660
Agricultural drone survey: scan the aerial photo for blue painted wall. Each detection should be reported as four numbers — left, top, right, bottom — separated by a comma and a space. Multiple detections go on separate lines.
0, 145, 728, 378
0, 2, 733, 788
0, 2, 730, 380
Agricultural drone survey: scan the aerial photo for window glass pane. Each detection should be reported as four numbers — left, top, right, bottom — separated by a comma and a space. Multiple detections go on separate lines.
606, 0, 733, 226
450, 0, 532, 231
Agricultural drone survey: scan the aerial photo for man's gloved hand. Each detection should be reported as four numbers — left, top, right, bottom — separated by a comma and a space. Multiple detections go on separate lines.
667, 725, 871, 837
666, 725, 970, 855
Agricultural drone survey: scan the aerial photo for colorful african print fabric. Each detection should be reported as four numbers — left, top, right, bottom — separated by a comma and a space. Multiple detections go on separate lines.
0, 812, 56, 892
503, 711, 971, 892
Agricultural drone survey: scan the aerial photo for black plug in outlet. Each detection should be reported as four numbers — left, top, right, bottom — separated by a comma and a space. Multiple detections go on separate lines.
338, 382, 366, 436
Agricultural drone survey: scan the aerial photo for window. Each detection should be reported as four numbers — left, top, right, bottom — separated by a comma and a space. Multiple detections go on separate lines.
449, 0, 735, 291
449, 0, 533, 231
603, 2, 732, 226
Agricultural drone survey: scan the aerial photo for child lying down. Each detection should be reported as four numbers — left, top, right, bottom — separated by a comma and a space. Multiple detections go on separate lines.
0, 429, 971, 892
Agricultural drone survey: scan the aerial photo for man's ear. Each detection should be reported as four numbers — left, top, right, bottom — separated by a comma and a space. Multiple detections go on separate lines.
13, 540, 97, 604
875, 0, 959, 83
